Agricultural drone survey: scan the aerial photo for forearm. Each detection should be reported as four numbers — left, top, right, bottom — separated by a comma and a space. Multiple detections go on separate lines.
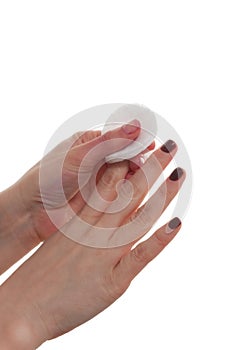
0, 185, 40, 274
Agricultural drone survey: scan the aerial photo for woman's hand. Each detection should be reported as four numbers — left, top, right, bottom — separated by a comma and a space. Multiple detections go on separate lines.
16, 120, 142, 238
0, 139, 185, 349
0, 120, 144, 273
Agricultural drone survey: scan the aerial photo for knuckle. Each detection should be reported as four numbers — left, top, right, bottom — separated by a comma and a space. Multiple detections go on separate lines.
73, 130, 101, 143
158, 183, 167, 200
71, 131, 83, 142
132, 244, 150, 265
101, 165, 125, 188
83, 130, 101, 142
128, 210, 138, 223
134, 208, 152, 229
101, 131, 112, 142
154, 234, 167, 251
122, 183, 144, 206
130, 181, 141, 199
103, 272, 126, 301
101, 169, 118, 187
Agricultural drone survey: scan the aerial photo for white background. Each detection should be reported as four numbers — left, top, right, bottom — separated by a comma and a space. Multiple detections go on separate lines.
0, 1, 232, 349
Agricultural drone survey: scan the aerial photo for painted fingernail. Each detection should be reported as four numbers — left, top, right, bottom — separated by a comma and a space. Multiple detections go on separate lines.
168, 217, 181, 230
122, 119, 140, 134
161, 139, 176, 153
148, 141, 155, 150
169, 167, 184, 181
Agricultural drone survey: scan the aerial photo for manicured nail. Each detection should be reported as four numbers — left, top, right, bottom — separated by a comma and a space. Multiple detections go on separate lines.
169, 167, 184, 181
161, 139, 176, 153
168, 217, 181, 230
122, 119, 140, 134
147, 141, 155, 150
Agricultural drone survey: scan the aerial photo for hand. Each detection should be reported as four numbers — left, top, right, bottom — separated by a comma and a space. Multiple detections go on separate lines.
15, 120, 142, 239
0, 140, 185, 349
0, 120, 145, 273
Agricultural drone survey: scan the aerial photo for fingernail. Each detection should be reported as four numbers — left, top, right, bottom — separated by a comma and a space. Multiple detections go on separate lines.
147, 141, 155, 150
169, 167, 184, 181
166, 217, 181, 233
161, 140, 176, 153
122, 119, 140, 134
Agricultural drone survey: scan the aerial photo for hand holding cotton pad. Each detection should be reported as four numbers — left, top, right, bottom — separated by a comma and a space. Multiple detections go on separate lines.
102, 104, 157, 163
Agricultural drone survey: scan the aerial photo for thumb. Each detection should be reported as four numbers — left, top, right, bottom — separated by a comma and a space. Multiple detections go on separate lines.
68, 119, 141, 167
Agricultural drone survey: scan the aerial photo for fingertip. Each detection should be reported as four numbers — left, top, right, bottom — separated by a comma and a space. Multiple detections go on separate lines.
77, 119, 141, 165
102, 119, 140, 144
121, 119, 141, 135
169, 167, 185, 182
169, 217, 182, 229
160, 139, 177, 154
147, 141, 156, 150
165, 217, 182, 235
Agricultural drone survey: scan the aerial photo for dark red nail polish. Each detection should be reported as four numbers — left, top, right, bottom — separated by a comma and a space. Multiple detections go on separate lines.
169, 167, 183, 181
168, 217, 181, 230
161, 140, 176, 153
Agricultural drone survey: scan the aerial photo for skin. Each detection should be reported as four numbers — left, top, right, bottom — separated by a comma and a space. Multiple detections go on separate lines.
0, 121, 185, 349
0, 121, 143, 273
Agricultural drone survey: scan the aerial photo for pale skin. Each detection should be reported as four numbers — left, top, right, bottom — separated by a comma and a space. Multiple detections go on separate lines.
0, 120, 185, 349
0, 120, 143, 272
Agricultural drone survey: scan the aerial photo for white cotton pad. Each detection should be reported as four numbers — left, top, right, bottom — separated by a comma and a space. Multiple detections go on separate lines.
102, 104, 157, 163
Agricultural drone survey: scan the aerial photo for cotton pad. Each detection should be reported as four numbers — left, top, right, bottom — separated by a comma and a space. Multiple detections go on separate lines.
102, 104, 157, 163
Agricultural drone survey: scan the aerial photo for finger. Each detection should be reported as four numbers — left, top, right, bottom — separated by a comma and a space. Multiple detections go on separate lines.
129, 139, 177, 193
147, 140, 156, 151
129, 141, 155, 173
70, 130, 102, 148
67, 119, 141, 169
47, 131, 102, 158
113, 218, 182, 287
128, 153, 146, 173
78, 161, 129, 225
40, 130, 103, 207
96, 163, 108, 183
125, 167, 185, 227
129, 141, 155, 172
96, 140, 178, 227
124, 139, 178, 206
68, 162, 110, 213
68, 161, 123, 215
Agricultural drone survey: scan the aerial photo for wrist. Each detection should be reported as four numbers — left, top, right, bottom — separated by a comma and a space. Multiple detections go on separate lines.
0, 185, 40, 273
0, 182, 40, 241
0, 184, 26, 230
